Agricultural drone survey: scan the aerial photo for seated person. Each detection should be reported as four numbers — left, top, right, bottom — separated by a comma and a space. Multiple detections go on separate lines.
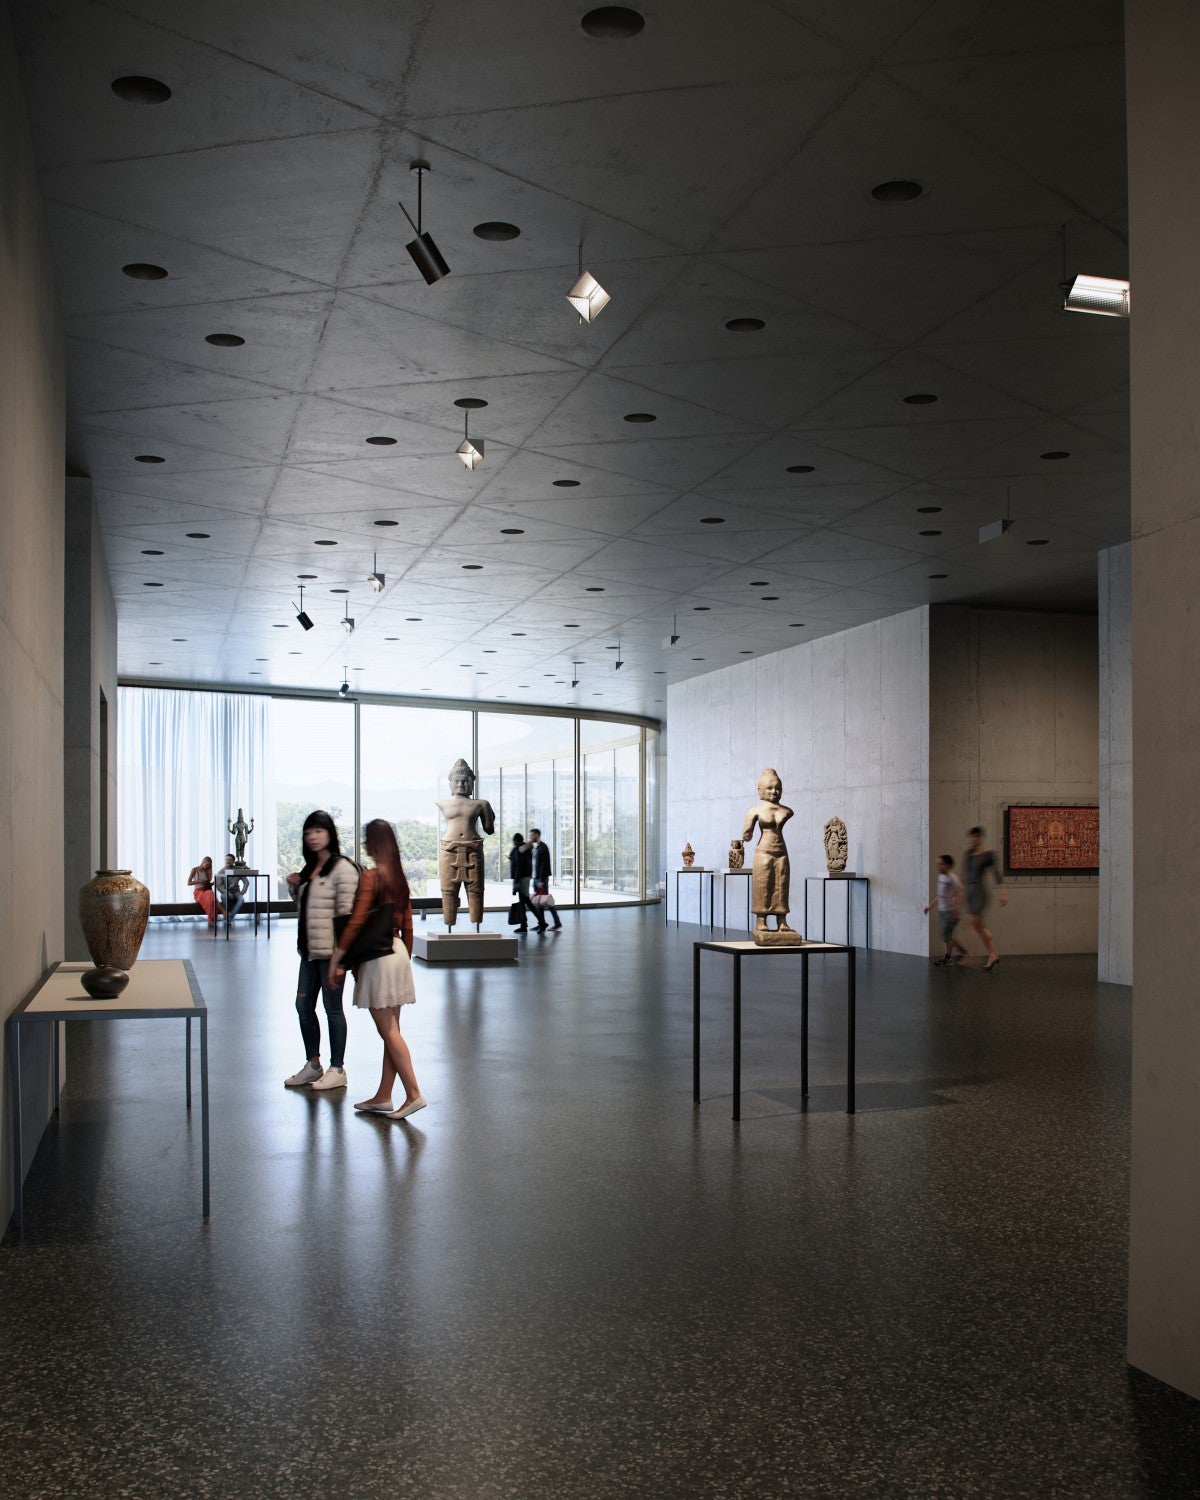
214, 854, 248, 920
187, 856, 217, 928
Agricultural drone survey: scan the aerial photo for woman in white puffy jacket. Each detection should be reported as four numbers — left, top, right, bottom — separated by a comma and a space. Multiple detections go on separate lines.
283, 810, 359, 1091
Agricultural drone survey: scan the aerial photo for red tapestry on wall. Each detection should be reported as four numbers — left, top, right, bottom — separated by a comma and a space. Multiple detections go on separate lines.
1004, 805, 1100, 874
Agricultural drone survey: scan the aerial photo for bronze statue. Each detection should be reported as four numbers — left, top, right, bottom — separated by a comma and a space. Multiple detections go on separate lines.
228, 807, 254, 867
435, 759, 495, 928
743, 768, 803, 946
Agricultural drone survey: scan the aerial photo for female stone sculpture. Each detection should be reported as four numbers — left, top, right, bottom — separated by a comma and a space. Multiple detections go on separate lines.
823, 816, 848, 874
743, 769, 802, 945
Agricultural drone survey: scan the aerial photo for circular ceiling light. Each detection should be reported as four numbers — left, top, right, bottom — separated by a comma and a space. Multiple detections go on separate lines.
740, 650, 753, 655
314, 539, 337, 546
1040, 450, 1070, 461
141, 548, 164, 556
454, 397, 488, 409
135, 454, 165, 463
289, 651, 302, 655
205, 333, 245, 347
699, 516, 725, 524
143, 581, 163, 587
750, 580, 769, 586
111, 75, 172, 104
462, 563, 483, 570
786, 464, 815, 474
1027, 538, 1050, 546
473, 221, 521, 240
512, 632, 527, 637
692, 657, 706, 662
385, 636, 399, 641
919, 529, 942, 536
623, 412, 656, 423
172, 637, 187, 642
122, 262, 168, 280
871, 180, 923, 202
330, 588, 350, 594
586, 586, 605, 592
903, 393, 938, 405
929, 573, 949, 579
725, 317, 765, 332
789, 622, 805, 628
373, 518, 399, 526
581, 6, 645, 38
553, 479, 580, 488
366, 435, 396, 445
405, 616, 422, 621
564, 623, 581, 628
149, 661, 162, 666
255, 657, 268, 662
693, 606, 711, 611
297, 572, 317, 579
916, 505, 942, 513
273, 624, 288, 630
185, 531, 210, 539
761, 595, 779, 601
500, 527, 524, 534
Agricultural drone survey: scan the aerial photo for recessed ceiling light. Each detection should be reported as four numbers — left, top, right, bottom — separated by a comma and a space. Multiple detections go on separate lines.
462, 563, 483, 570
586, 586, 605, 592
122, 262, 168, 280
916, 506, 942, 513
700, 516, 725, 524
500, 527, 524, 535
518, 684, 529, 688
483, 649, 497, 654
205, 333, 245, 347
749, 580, 769, 586
406, 616, 422, 621
366, 436, 396, 445
581, 5, 645, 38
473, 221, 521, 241
172, 637, 187, 642
476, 671, 487, 676
693, 606, 710, 611
186, 531, 210, 539
1041, 451, 1070, 461
553, 479, 580, 488
1027, 538, 1050, 546
255, 657, 268, 662
919, 529, 942, 536
248, 671, 261, 676
149, 660, 162, 665
786, 464, 815, 474
871, 180, 923, 202
141, 548, 164, 556
374, 519, 400, 527
726, 318, 765, 332
761, 595, 779, 601
454, 397, 488, 410
273, 624, 288, 630
330, 588, 350, 594
314, 539, 337, 546
135, 454, 164, 464
385, 636, 399, 641
903, 393, 938, 405
929, 573, 948, 580
692, 657, 705, 661
144, 581, 163, 587
623, 412, 656, 423
654, 670, 666, 675
289, 651, 302, 655
789, 622, 805, 628
512, 632, 527, 637
111, 75, 171, 104
739, 650, 753, 655
298, 573, 317, 579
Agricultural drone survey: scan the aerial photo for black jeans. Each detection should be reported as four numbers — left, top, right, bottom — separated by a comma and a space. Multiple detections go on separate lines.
515, 877, 543, 929
295, 956, 347, 1067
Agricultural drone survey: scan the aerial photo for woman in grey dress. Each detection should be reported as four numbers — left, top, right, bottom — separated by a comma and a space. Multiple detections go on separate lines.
962, 825, 1006, 970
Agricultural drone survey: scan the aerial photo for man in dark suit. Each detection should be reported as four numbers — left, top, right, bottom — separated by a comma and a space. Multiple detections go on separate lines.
509, 831, 542, 932
529, 828, 562, 930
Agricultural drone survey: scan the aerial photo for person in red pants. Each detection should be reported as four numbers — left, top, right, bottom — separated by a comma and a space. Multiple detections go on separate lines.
187, 855, 217, 928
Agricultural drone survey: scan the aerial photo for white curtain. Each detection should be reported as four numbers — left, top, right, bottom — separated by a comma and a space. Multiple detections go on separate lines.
118, 687, 277, 903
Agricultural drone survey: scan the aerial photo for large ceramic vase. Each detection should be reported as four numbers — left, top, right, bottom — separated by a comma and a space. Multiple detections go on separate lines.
78, 869, 150, 998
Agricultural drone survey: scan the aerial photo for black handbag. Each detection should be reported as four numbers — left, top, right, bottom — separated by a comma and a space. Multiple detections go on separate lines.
334, 903, 394, 966
507, 901, 523, 927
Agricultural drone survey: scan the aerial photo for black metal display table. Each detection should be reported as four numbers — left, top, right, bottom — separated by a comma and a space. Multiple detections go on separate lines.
804, 875, 870, 947
693, 938, 856, 1119
720, 869, 753, 932
665, 868, 715, 929
214, 869, 272, 940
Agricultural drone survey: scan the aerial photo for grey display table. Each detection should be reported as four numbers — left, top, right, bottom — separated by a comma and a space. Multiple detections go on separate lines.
665, 868, 715, 929
804, 875, 870, 947
720, 869, 753, 932
214, 869, 272, 940
693, 938, 856, 1119
6, 959, 210, 1232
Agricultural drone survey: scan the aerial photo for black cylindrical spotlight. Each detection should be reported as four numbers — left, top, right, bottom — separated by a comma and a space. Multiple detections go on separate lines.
406, 232, 450, 285
296, 611, 314, 631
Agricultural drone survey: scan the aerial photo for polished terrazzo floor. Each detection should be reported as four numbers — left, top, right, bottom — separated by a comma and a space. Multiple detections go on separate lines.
2, 909, 1198, 1498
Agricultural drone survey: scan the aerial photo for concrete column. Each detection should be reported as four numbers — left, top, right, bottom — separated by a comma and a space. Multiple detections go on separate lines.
1126, 0, 1200, 1400
1097, 545, 1131, 986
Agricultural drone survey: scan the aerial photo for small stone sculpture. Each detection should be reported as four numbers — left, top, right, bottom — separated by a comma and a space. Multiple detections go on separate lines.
228, 807, 254, 867
728, 838, 744, 871
681, 842, 696, 869
743, 769, 803, 945
823, 816, 848, 874
435, 759, 495, 928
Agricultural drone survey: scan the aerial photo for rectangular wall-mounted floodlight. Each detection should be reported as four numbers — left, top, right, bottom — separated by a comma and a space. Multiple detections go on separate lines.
1063, 273, 1130, 318
979, 518, 1015, 544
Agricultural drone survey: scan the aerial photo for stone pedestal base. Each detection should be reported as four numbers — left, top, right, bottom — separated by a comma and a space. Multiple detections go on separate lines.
752, 928, 805, 947
413, 932, 518, 964
826, 870, 856, 879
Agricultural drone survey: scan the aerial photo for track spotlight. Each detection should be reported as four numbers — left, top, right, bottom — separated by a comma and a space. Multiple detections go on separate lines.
566, 242, 610, 323
368, 552, 385, 593
294, 584, 314, 631
338, 666, 351, 697
399, 162, 450, 285
456, 407, 484, 470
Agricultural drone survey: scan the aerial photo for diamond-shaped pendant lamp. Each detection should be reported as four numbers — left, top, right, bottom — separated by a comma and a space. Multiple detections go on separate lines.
567, 243, 609, 323
456, 406, 484, 470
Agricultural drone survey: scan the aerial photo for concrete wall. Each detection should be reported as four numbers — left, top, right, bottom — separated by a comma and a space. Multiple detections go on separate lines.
929, 607, 1099, 956
667, 608, 929, 956
1098, 545, 1132, 985
63, 476, 118, 959
1126, 0, 1200, 1402
0, 10, 66, 1224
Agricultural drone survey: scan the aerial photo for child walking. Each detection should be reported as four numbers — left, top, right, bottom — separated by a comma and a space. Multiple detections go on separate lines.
924, 854, 967, 966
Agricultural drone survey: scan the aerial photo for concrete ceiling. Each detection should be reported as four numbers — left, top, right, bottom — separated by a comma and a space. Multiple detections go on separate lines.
11, 0, 1129, 718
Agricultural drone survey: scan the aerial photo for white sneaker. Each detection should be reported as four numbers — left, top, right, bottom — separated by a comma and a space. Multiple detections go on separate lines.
284, 1060, 323, 1088
387, 1094, 426, 1120
312, 1065, 348, 1091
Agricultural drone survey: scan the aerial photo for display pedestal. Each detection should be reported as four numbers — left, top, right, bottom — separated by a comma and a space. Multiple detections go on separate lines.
827, 870, 857, 879
413, 931, 518, 964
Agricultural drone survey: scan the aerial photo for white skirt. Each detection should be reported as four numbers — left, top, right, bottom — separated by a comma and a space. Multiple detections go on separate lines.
351, 937, 417, 1009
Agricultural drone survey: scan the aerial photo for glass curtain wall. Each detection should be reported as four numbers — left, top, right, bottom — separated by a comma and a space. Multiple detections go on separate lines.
359, 705, 472, 898
268, 698, 355, 895
580, 719, 642, 902
477, 713, 575, 908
